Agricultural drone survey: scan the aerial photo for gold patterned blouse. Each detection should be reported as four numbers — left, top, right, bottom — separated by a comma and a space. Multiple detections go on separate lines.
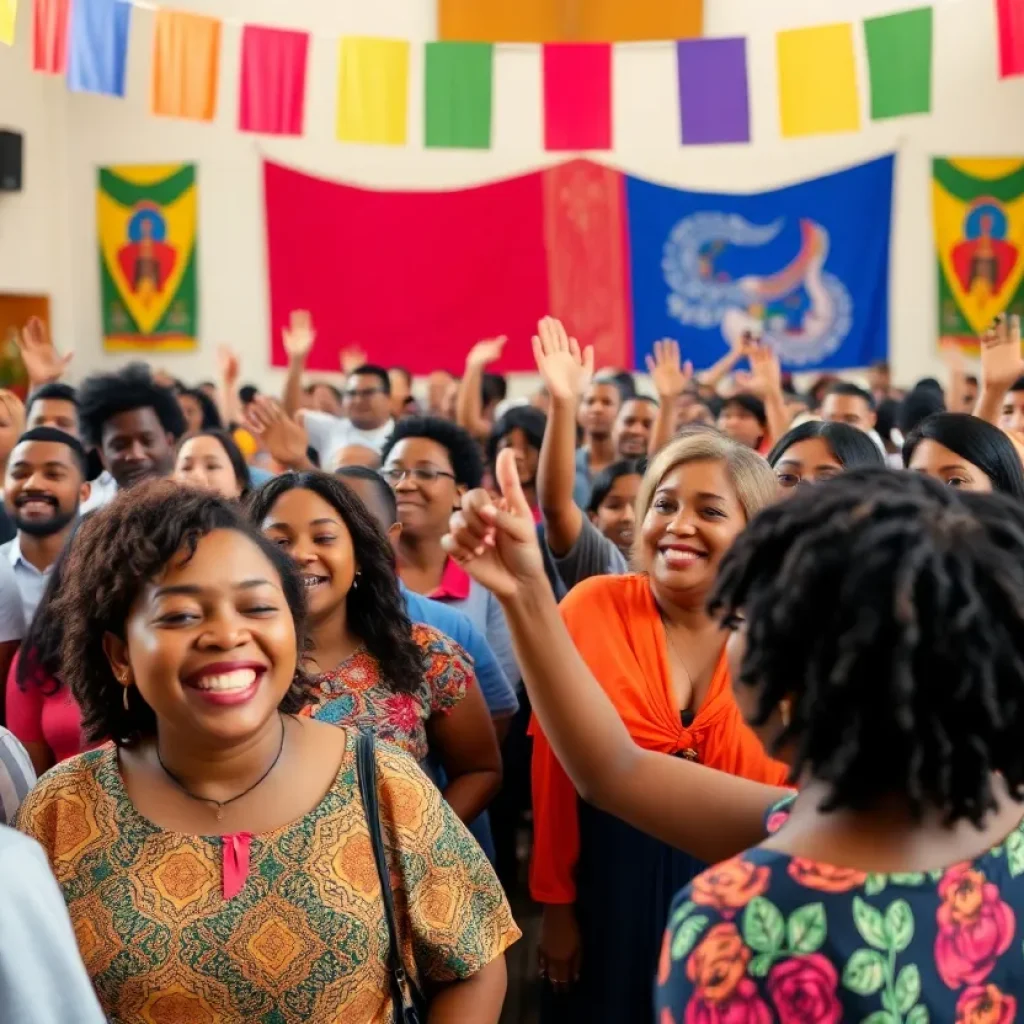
14, 735, 520, 1023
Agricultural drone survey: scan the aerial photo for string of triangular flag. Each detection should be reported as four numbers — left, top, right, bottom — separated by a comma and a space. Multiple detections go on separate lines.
0, 0, 1018, 149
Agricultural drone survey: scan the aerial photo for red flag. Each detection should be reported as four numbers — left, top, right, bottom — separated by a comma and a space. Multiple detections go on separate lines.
543, 44, 612, 151
263, 160, 632, 373
997, 0, 1024, 77
32, 0, 69, 73
239, 25, 309, 136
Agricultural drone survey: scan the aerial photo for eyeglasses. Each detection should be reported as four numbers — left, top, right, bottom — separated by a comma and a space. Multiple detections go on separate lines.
382, 466, 456, 485
344, 387, 385, 400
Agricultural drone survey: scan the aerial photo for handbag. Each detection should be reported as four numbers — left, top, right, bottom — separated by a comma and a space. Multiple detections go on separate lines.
355, 730, 428, 1024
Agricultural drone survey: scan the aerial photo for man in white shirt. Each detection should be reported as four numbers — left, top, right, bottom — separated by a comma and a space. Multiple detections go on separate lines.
1, 429, 90, 624
301, 364, 395, 467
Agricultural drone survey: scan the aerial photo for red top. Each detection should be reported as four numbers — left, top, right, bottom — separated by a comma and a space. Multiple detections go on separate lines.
6, 649, 89, 765
530, 574, 789, 904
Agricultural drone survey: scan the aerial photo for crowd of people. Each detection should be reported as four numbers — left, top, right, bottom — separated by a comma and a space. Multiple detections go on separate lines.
3, 308, 1024, 1023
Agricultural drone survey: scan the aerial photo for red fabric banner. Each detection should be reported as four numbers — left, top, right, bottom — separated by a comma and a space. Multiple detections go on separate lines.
32, 0, 69, 73
543, 43, 612, 151
239, 25, 309, 136
263, 160, 632, 374
998, 0, 1024, 77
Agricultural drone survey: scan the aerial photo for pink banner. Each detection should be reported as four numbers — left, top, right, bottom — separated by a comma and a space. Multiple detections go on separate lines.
239, 25, 309, 135
543, 43, 612, 151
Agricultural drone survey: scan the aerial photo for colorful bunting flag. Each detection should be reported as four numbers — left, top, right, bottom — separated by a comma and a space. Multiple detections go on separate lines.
543, 44, 612, 152
425, 42, 493, 149
0, 0, 16, 46
67, 0, 131, 96
32, 0, 69, 72
577, 0, 703, 43
864, 8, 933, 119
239, 25, 309, 136
997, 0, 1024, 77
151, 10, 221, 121
777, 23, 861, 138
677, 38, 749, 145
438, 0, 702, 42
337, 37, 410, 146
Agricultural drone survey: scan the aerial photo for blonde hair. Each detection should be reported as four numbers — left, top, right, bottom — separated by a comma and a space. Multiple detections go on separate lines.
633, 428, 776, 566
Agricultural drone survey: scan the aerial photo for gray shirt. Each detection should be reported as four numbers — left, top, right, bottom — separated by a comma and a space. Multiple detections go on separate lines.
0, 728, 34, 825
551, 516, 629, 592
0, 555, 25, 642
0, 827, 107, 1023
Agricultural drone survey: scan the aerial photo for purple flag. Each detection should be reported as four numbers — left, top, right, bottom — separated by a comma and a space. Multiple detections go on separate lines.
677, 37, 750, 145
67, 0, 131, 97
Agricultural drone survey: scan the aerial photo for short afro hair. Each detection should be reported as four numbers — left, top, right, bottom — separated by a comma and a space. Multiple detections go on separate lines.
78, 363, 186, 449
381, 416, 484, 488
51, 480, 311, 746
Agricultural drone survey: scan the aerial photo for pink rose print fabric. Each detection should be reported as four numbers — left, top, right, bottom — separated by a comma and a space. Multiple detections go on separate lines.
657, 797, 1024, 1024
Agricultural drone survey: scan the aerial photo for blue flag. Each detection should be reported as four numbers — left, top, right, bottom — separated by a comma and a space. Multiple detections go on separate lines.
68, 0, 132, 97
626, 155, 894, 371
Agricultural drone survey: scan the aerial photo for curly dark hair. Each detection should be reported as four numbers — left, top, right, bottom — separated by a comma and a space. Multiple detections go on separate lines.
78, 363, 187, 449
245, 472, 425, 694
51, 481, 311, 746
709, 468, 1024, 826
381, 416, 484, 488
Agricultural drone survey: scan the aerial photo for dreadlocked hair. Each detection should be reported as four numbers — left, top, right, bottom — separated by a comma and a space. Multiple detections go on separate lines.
246, 472, 425, 695
708, 468, 1024, 827
51, 480, 312, 746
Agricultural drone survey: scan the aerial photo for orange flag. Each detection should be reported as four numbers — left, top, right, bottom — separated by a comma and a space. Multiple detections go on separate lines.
151, 9, 221, 121
439, 0, 702, 42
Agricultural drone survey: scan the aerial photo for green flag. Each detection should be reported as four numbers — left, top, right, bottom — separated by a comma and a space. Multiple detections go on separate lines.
425, 42, 493, 149
864, 7, 933, 120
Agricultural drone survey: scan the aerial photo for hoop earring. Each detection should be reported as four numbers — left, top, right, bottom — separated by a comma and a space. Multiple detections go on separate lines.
123, 686, 130, 712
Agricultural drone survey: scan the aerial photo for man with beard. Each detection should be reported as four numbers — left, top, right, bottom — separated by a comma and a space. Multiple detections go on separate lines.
1, 429, 91, 623
78, 364, 185, 510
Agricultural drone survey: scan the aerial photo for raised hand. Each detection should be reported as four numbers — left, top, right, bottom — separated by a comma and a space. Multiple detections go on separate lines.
282, 310, 316, 362
340, 346, 368, 375
17, 316, 72, 386
645, 338, 693, 400
743, 340, 783, 397
467, 335, 507, 370
217, 344, 240, 385
939, 338, 966, 375
980, 313, 1024, 390
245, 396, 310, 469
532, 317, 594, 402
443, 448, 546, 600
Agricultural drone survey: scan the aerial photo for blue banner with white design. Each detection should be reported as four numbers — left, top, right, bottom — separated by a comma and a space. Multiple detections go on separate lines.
626, 155, 894, 371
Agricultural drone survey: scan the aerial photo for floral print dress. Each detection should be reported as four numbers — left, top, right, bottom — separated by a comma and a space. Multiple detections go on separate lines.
300, 623, 472, 765
657, 797, 1024, 1024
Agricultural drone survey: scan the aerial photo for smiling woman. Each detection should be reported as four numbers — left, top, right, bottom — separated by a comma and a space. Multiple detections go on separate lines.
247, 471, 503, 826
12, 480, 517, 1023
530, 428, 788, 1024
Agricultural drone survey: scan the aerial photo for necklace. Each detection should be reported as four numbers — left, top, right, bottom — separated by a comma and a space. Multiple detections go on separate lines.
156, 714, 287, 821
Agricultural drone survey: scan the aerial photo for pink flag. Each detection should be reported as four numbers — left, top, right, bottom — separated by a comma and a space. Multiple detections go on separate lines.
998, 0, 1024, 77
32, 0, 69, 73
239, 24, 309, 135
543, 43, 612, 151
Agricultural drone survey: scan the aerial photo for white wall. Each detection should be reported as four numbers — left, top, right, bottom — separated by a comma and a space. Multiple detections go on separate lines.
2, 0, 1024, 396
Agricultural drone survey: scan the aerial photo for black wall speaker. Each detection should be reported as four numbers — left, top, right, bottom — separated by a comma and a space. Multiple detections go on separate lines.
0, 131, 23, 192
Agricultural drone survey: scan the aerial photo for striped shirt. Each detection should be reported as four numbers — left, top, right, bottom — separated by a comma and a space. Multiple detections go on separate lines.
0, 728, 35, 825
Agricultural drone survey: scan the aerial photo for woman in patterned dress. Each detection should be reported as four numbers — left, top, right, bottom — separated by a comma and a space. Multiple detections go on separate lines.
446, 453, 1024, 1023
15, 481, 519, 1023
248, 471, 502, 825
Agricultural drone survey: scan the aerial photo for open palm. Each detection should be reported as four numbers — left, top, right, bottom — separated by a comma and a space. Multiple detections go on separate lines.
645, 338, 692, 399
18, 317, 72, 386
532, 317, 594, 402
980, 314, 1024, 390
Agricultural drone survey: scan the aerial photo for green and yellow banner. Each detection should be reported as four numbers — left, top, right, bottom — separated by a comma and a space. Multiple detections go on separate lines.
934, 157, 1024, 349
97, 163, 198, 352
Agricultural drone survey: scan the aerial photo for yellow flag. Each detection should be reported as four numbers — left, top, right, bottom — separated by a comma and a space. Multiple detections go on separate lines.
337, 37, 409, 145
777, 24, 861, 138
0, 0, 17, 46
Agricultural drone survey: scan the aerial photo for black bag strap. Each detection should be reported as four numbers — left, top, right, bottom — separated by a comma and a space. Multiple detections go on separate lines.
355, 730, 425, 1023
